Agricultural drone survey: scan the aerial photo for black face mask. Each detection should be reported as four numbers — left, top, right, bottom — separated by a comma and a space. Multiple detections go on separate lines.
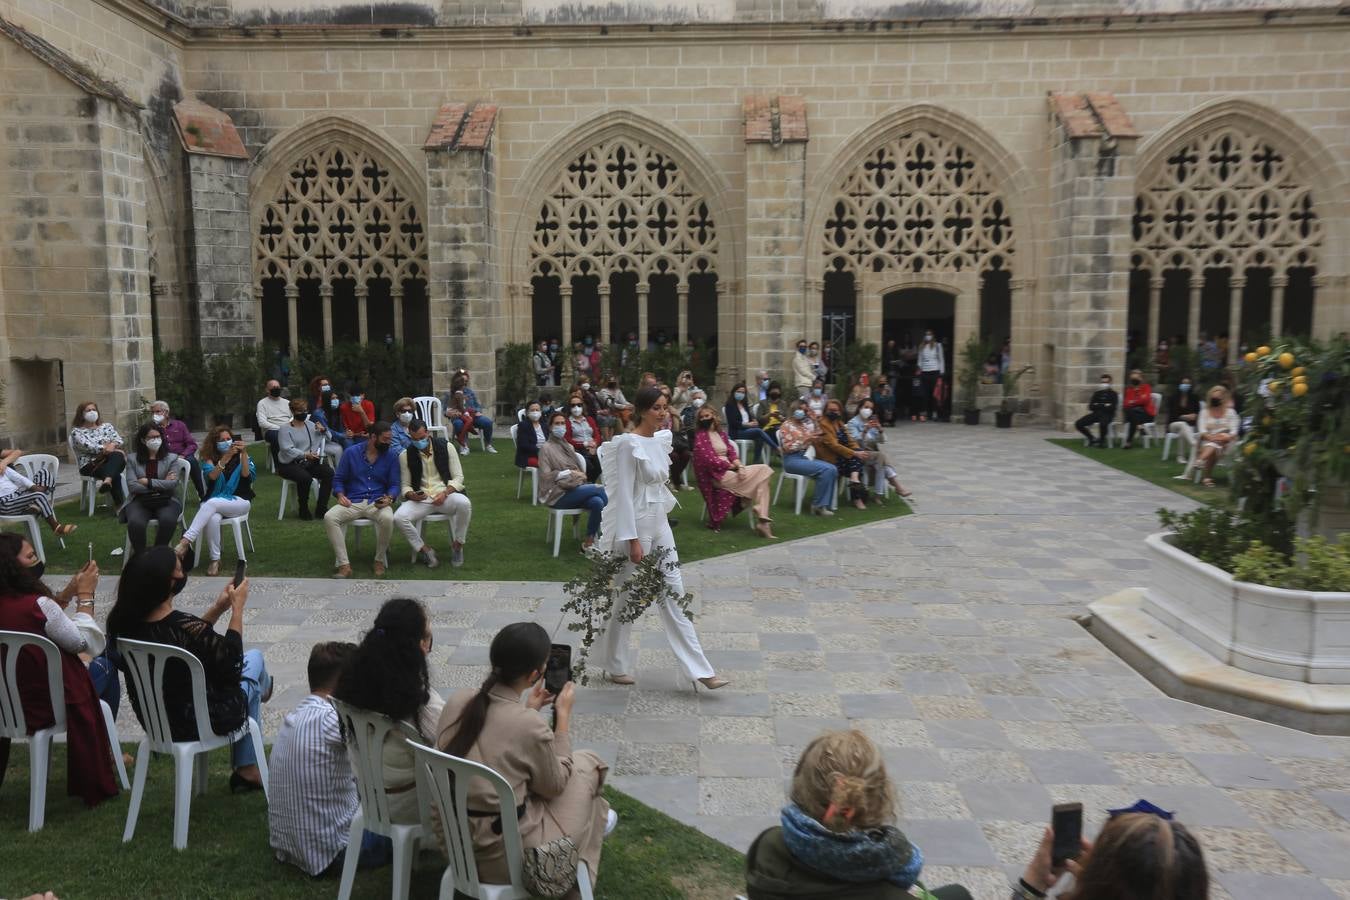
269, 387, 282, 397
769, 392, 781, 400
698, 419, 714, 429
172, 573, 189, 596
1210, 397, 1223, 407
27, 559, 45, 581
293, 412, 307, 421
375, 441, 390, 453
1130, 378, 1141, 385
825, 410, 842, 420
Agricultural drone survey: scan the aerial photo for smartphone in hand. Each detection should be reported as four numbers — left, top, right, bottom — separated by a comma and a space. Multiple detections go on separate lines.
1051, 803, 1084, 867
232, 559, 247, 588
545, 644, 572, 695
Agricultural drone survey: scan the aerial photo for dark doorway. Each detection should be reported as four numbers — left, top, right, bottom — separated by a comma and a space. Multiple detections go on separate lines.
883, 287, 956, 421
531, 275, 562, 345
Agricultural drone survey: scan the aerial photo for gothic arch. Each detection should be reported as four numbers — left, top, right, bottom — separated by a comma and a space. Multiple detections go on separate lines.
142, 143, 190, 350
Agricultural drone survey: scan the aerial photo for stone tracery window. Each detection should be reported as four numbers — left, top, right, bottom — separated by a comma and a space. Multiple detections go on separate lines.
821, 130, 1015, 276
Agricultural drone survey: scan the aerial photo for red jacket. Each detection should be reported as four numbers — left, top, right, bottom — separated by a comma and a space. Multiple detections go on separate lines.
1123, 384, 1156, 417
564, 416, 600, 453
339, 399, 376, 436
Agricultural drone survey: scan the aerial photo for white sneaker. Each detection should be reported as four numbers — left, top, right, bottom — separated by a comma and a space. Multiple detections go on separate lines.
458, 445, 469, 456
485, 444, 498, 454
604, 809, 619, 837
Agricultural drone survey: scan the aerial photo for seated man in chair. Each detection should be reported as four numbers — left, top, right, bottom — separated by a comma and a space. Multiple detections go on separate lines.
324, 422, 400, 578
394, 420, 471, 569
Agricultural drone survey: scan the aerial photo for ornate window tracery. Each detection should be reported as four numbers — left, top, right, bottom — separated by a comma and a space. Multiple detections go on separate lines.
528, 137, 719, 285
822, 130, 1015, 275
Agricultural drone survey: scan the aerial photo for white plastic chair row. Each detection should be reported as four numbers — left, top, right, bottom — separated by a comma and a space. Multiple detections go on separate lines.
0, 454, 67, 563
413, 395, 450, 442
509, 424, 539, 506
545, 451, 589, 557
0, 631, 130, 831
1106, 392, 1164, 448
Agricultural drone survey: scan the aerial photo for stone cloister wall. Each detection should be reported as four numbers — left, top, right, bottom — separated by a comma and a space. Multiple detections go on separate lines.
0, 0, 1346, 442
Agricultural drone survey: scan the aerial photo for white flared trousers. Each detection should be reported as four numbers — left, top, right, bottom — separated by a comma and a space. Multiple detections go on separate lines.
594, 511, 715, 681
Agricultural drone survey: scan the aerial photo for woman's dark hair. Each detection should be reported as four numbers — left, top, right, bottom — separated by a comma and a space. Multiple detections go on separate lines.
443, 622, 550, 758
631, 385, 665, 429
548, 411, 568, 430
727, 381, 748, 403
0, 532, 55, 599
134, 423, 167, 461
334, 598, 431, 724
72, 400, 100, 428
1062, 813, 1208, 900
201, 424, 234, 463
853, 398, 873, 419
308, 374, 330, 399
107, 546, 178, 642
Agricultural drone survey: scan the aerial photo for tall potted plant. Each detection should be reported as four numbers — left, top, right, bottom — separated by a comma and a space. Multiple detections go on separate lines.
996, 365, 1034, 428
958, 335, 988, 426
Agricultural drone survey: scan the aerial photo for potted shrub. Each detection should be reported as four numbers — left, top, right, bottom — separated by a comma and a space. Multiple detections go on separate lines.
996, 364, 1033, 428
958, 335, 988, 426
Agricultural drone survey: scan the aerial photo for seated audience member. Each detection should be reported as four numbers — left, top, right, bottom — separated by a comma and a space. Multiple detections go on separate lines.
445, 389, 477, 456
0, 534, 117, 808
325, 422, 399, 578
752, 383, 787, 441
268, 641, 391, 876
579, 378, 615, 440
339, 388, 375, 441
597, 375, 633, 428
572, 341, 592, 384
395, 421, 470, 569
256, 379, 292, 463
539, 412, 609, 552
122, 423, 184, 553
309, 377, 349, 455
777, 399, 838, 516
437, 623, 614, 893
389, 397, 417, 453
334, 598, 444, 825
565, 392, 603, 483
1074, 374, 1118, 448
846, 400, 911, 499
755, 369, 772, 403
806, 380, 827, 417
175, 425, 255, 576
745, 729, 970, 900
670, 370, 696, 420
149, 400, 204, 498
451, 370, 497, 454
662, 385, 693, 489
692, 406, 776, 538
847, 374, 871, 407
1194, 386, 1241, 487
872, 375, 897, 426
108, 546, 270, 792
574, 380, 604, 423
0, 450, 77, 538
516, 401, 546, 469
816, 399, 872, 511
277, 399, 335, 521
724, 381, 778, 464
681, 388, 707, 431
1121, 369, 1157, 449
1166, 376, 1200, 463
70, 400, 127, 507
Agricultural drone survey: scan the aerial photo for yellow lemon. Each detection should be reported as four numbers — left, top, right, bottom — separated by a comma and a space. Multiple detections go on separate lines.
1292, 367, 1306, 377
1278, 352, 1295, 369
1244, 443, 1256, 456
1256, 345, 1272, 357
1292, 382, 1309, 397
1244, 352, 1258, 364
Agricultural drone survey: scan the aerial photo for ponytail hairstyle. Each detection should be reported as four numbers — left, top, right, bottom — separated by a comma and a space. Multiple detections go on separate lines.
789, 729, 896, 832
334, 597, 431, 724
1061, 813, 1209, 900
630, 385, 666, 430
443, 622, 550, 758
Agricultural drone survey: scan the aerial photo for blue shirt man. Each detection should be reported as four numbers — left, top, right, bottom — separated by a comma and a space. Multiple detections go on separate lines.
325, 422, 401, 577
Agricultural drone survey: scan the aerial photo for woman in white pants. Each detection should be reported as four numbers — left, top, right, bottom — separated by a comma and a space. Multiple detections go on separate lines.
174, 425, 255, 575
593, 386, 728, 691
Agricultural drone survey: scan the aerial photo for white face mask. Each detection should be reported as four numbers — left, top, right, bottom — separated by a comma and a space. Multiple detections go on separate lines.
83, 410, 99, 423
581, 383, 590, 391
551, 425, 568, 439
152, 413, 166, 424
527, 410, 542, 421
860, 408, 873, 419
692, 398, 705, 408
145, 438, 163, 452
571, 405, 583, 416
398, 411, 413, 424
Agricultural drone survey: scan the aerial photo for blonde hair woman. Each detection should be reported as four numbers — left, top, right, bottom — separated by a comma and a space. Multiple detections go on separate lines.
1194, 385, 1240, 487
746, 729, 971, 900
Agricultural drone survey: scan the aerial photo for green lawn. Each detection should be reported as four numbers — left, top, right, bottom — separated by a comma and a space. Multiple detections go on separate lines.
0, 744, 747, 899
1048, 437, 1233, 507
30, 440, 908, 580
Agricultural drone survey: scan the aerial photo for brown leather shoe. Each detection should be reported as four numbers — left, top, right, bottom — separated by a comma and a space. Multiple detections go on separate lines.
334, 564, 352, 579
373, 561, 386, 577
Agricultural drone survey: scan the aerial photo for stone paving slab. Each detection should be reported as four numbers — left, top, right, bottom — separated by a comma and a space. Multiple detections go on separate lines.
94, 426, 1350, 899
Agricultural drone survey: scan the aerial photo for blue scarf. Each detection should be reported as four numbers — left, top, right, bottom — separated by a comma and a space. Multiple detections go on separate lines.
779, 803, 924, 890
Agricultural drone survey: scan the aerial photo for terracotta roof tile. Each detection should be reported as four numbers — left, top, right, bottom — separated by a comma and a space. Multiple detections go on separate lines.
424, 101, 499, 151
745, 95, 809, 146
1050, 91, 1138, 140
173, 98, 248, 159
1085, 91, 1139, 139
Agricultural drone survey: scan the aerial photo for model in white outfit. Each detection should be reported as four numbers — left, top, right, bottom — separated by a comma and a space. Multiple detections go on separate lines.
592, 421, 726, 689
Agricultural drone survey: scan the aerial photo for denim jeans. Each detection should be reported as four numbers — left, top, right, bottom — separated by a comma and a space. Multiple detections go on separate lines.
783, 451, 838, 510
233, 648, 269, 768
734, 426, 778, 463
552, 484, 608, 537
88, 650, 121, 712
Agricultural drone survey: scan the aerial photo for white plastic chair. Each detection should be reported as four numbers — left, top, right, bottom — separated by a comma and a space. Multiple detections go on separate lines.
409, 740, 595, 900
413, 396, 450, 442
277, 478, 320, 520
0, 630, 130, 831
339, 518, 376, 560
0, 508, 49, 564
408, 511, 454, 563
193, 510, 255, 562
1109, 392, 1163, 449
544, 451, 588, 557
333, 699, 427, 900
509, 425, 539, 505
5, 454, 66, 559
121, 458, 193, 557
117, 637, 268, 849
69, 434, 106, 517
773, 445, 816, 515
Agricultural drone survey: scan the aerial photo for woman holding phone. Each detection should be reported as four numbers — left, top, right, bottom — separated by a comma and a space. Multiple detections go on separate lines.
592, 386, 728, 691
174, 425, 255, 576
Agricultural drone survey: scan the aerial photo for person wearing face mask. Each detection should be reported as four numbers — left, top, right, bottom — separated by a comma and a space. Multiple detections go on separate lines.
175, 425, 256, 576
724, 381, 779, 464
754, 369, 772, 403
1074, 375, 1119, 448
808, 342, 827, 383
538, 411, 609, 551
573, 340, 593, 383
915, 331, 945, 422
309, 378, 349, 456
515, 401, 547, 469
753, 382, 787, 440
533, 339, 555, 388
450, 369, 497, 454
791, 339, 815, 400
807, 379, 827, 416
1165, 377, 1201, 463
396, 420, 470, 568
277, 398, 335, 521
692, 406, 776, 538
109, 545, 271, 793
0, 449, 78, 538
437, 623, 614, 892
444, 387, 477, 455
339, 386, 376, 441
389, 396, 418, 453
256, 379, 292, 465
0, 532, 118, 810
148, 400, 203, 499
1192, 386, 1241, 487
816, 399, 874, 510
548, 338, 564, 385
325, 422, 401, 578
565, 394, 603, 482
121, 423, 184, 552
671, 370, 697, 419
70, 400, 127, 508
597, 375, 633, 429
577, 379, 615, 440
1119, 369, 1158, 449
776, 399, 838, 516
871, 375, 896, 426
846, 400, 911, 499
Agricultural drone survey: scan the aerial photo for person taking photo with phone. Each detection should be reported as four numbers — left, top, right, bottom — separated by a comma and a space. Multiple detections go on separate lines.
175, 425, 255, 577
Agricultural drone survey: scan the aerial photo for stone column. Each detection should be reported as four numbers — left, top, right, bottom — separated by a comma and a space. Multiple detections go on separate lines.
1187, 274, 1202, 347
1227, 276, 1245, 364
392, 286, 404, 344
424, 102, 502, 411
560, 285, 573, 349
1146, 276, 1163, 356
1270, 274, 1288, 338
174, 100, 255, 350
1046, 93, 1139, 429
321, 283, 333, 346
285, 284, 299, 355
637, 283, 649, 352
599, 284, 611, 346
744, 95, 809, 385
677, 285, 688, 346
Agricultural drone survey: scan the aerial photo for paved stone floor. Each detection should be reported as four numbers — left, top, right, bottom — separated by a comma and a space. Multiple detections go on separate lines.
111, 425, 1350, 900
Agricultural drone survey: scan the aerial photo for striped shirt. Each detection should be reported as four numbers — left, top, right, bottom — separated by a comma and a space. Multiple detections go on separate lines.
268, 695, 359, 876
